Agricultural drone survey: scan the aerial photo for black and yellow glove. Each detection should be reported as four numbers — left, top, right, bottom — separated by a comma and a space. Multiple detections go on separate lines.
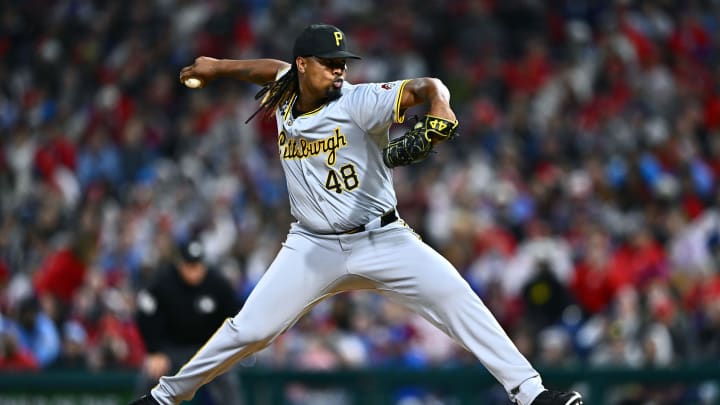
383, 115, 459, 168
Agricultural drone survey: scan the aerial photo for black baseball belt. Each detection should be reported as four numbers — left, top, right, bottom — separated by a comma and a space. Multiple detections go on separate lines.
340, 209, 398, 235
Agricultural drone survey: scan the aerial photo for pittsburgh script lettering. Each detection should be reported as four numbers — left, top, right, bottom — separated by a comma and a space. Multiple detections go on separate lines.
280, 127, 348, 165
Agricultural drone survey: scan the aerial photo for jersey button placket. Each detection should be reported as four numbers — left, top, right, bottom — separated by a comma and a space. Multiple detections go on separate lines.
300, 159, 335, 231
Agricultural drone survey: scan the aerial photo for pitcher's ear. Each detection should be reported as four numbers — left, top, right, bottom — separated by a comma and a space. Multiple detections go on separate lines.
296, 57, 306, 74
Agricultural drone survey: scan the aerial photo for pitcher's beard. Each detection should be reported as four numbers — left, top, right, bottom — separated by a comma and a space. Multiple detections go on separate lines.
326, 87, 342, 101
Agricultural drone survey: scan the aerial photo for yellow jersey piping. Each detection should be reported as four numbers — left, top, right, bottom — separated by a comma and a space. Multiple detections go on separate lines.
394, 80, 410, 124
283, 94, 327, 120
282, 94, 297, 122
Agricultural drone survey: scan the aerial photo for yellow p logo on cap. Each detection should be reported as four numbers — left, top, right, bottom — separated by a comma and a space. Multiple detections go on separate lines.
334, 31, 343, 46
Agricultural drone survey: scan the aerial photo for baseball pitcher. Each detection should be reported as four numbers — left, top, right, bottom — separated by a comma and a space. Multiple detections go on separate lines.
130, 24, 582, 405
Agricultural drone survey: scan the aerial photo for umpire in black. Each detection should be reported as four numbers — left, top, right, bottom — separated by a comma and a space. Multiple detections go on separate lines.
135, 238, 243, 404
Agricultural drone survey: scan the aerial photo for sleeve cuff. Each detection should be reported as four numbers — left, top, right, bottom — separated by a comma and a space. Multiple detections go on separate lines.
393, 80, 410, 124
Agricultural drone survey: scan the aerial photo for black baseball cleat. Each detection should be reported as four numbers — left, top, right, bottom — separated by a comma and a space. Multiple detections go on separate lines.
531, 390, 583, 405
127, 394, 160, 405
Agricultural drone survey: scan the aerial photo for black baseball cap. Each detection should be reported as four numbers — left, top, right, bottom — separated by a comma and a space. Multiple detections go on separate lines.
179, 239, 205, 263
293, 24, 361, 60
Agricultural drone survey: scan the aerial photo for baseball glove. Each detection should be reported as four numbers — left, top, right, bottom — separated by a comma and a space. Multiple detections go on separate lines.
383, 114, 459, 168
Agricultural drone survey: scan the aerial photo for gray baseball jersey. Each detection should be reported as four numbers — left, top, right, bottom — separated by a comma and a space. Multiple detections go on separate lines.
276, 80, 405, 233
149, 78, 547, 405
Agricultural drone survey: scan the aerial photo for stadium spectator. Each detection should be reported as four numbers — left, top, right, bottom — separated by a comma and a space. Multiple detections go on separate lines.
5, 296, 60, 368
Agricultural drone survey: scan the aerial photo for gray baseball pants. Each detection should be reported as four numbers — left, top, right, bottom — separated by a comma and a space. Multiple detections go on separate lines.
151, 222, 545, 405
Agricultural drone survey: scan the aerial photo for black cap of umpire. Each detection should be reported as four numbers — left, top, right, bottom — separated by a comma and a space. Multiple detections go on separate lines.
293, 24, 361, 60
179, 239, 205, 264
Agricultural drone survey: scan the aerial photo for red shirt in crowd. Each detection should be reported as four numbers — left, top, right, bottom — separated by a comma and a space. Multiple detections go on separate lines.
0, 347, 39, 371
571, 261, 618, 315
33, 248, 87, 304
608, 239, 666, 288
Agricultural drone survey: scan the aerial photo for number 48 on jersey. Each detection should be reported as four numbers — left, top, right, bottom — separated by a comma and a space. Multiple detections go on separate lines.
325, 164, 359, 193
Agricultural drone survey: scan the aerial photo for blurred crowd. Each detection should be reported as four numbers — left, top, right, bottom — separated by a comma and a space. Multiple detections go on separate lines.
1, 1, 719, 398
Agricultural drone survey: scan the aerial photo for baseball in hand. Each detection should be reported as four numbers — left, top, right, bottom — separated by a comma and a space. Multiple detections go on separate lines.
184, 77, 203, 88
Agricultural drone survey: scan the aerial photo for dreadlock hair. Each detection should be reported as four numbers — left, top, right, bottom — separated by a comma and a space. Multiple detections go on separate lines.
245, 64, 299, 124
